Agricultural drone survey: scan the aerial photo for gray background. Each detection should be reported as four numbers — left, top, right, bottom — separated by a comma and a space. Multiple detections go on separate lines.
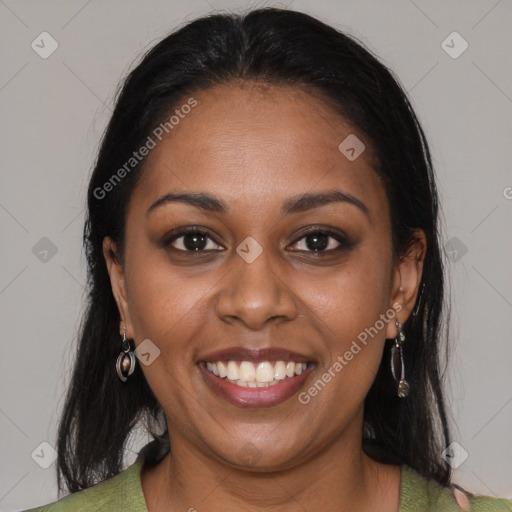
1, 0, 511, 510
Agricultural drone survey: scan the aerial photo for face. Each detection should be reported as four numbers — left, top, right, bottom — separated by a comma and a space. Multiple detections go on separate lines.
105, 81, 425, 471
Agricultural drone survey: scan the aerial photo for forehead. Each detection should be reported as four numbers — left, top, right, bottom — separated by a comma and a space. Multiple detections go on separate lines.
132, 81, 387, 218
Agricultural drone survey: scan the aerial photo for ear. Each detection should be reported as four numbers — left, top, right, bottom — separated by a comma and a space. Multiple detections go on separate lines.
102, 236, 134, 338
385, 228, 427, 340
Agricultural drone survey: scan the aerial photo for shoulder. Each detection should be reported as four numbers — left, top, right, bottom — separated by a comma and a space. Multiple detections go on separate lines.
21, 456, 147, 512
400, 464, 512, 512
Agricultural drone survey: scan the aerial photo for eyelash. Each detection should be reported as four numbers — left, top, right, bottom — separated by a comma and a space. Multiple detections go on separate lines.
163, 226, 353, 255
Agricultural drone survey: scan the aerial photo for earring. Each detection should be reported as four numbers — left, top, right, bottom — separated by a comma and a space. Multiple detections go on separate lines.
390, 320, 409, 397
412, 282, 425, 317
116, 326, 136, 382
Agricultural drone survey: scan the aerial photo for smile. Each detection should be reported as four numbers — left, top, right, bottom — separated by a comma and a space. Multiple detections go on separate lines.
204, 360, 309, 387
198, 346, 316, 407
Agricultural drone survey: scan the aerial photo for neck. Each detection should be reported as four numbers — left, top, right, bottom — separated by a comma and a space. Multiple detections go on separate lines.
141, 419, 401, 512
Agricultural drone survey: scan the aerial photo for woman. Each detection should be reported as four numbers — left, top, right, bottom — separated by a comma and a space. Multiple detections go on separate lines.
24, 7, 511, 512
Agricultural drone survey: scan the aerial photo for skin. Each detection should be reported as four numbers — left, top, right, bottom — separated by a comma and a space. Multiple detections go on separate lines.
103, 81, 426, 512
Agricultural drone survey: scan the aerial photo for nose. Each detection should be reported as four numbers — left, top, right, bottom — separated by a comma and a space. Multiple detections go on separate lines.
215, 247, 298, 330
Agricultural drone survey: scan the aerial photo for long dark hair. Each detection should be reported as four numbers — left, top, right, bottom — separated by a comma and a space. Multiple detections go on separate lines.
57, 7, 452, 493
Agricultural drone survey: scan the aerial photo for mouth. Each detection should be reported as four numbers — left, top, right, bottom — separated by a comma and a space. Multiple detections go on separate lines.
203, 360, 310, 386
197, 347, 316, 408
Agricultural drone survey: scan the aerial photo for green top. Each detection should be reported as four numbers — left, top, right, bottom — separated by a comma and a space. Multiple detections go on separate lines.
23, 454, 512, 512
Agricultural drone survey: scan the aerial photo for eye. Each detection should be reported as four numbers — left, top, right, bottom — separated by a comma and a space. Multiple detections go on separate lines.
162, 226, 353, 255
165, 227, 224, 252
288, 227, 351, 253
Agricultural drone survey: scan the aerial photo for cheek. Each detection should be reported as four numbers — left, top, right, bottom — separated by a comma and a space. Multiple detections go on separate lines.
300, 251, 391, 339
122, 253, 216, 410
292, 248, 392, 393
123, 248, 218, 365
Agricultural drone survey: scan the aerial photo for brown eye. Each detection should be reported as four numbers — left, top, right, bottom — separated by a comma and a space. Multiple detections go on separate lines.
165, 228, 224, 252
288, 227, 353, 254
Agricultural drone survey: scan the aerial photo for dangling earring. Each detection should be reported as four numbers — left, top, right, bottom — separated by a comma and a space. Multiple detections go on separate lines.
390, 320, 409, 397
116, 325, 136, 382
412, 282, 425, 317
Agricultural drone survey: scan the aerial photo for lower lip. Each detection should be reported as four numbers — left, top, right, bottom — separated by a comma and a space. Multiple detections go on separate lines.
198, 363, 315, 408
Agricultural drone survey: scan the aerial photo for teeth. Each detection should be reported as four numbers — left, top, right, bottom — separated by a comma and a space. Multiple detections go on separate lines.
274, 361, 287, 380
256, 362, 274, 383
217, 361, 227, 378
239, 361, 256, 381
204, 360, 309, 386
226, 361, 239, 381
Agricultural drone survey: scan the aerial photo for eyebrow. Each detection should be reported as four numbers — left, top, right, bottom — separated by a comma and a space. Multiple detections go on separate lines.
147, 190, 370, 220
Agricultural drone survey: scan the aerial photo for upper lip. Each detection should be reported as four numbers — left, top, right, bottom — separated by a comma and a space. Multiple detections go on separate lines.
198, 346, 313, 364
